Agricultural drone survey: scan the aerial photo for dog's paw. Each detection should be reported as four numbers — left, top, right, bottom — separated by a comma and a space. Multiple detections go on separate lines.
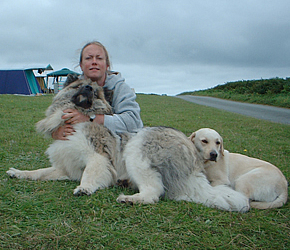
73, 186, 94, 196
116, 194, 134, 205
6, 168, 21, 178
116, 193, 159, 204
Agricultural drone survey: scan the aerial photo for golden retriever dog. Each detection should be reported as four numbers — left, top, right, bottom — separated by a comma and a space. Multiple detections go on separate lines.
189, 128, 288, 209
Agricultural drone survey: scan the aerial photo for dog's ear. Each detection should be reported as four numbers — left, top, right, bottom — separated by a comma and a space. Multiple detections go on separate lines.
103, 87, 114, 106
94, 86, 113, 115
188, 132, 196, 142
63, 74, 79, 88
220, 136, 224, 156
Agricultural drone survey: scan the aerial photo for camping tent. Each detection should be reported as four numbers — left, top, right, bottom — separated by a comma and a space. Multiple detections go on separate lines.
46, 68, 80, 94
0, 69, 43, 95
0, 65, 53, 95
46, 68, 80, 78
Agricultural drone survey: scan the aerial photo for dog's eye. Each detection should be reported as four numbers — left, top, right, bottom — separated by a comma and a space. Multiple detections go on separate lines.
201, 140, 208, 144
216, 141, 221, 145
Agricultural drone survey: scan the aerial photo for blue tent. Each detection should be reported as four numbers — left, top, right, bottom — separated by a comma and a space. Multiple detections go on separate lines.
0, 65, 52, 95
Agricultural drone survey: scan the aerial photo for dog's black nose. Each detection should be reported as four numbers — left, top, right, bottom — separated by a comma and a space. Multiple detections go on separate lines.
210, 151, 218, 161
85, 85, 93, 91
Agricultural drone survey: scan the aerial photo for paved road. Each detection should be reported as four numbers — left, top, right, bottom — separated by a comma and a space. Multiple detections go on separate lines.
176, 95, 290, 125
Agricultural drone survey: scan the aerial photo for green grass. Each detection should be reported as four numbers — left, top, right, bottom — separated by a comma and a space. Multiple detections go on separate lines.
0, 94, 289, 249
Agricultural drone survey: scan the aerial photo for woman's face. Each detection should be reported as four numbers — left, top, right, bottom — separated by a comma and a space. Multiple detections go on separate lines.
80, 44, 108, 86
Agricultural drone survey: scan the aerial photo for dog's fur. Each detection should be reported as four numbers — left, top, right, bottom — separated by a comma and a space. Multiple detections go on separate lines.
189, 128, 288, 209
7, 78, 117, 195
7, 80, 250, 212
36, 77, 113, 138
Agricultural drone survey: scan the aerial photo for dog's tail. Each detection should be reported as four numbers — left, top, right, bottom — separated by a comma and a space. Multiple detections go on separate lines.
250, 190, 288, 209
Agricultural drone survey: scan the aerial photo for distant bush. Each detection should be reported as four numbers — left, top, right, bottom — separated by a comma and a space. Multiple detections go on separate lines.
179, 77, 290, 108
211, 77, 290, 95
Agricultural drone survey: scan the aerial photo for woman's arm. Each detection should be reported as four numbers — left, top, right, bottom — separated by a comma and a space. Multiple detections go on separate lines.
103, 81, 143, 133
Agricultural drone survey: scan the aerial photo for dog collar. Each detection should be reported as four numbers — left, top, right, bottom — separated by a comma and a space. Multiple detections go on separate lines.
89, 114, 96, 122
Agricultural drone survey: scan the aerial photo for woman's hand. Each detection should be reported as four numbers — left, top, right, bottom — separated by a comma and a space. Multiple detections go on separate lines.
62, 109, 90, 124
51, 109, 105, 140
63, 109, 105, 125
51, 124, 75, 140
51, 109, 85, 140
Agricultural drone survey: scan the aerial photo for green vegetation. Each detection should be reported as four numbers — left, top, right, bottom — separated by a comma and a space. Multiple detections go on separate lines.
180, 77, 290, 108
0, 94, 289, 249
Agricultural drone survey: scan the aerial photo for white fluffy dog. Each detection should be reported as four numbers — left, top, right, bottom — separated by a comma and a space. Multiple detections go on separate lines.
189, 128, 288, 209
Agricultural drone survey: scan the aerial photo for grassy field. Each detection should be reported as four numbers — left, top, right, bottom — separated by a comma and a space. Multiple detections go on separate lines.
0, 94, 289, 249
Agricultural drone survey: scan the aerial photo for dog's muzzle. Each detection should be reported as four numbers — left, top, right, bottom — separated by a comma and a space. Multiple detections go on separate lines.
71, 85, 94, 109
209, 151, 218, 162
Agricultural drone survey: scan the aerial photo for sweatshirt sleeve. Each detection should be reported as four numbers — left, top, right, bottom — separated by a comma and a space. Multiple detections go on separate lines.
103, 77, 143, 133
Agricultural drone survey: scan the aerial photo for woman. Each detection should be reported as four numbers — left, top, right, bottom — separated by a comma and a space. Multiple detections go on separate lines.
52, 41, 143, 140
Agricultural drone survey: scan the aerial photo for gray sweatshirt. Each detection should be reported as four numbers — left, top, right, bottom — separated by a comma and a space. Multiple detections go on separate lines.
103, 72, 143, 133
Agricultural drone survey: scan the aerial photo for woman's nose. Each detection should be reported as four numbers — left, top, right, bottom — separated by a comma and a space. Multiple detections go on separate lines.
92, 57, 98, 64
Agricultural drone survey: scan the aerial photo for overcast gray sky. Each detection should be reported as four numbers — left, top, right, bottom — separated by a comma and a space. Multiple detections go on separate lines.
1, 0, 289, 95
